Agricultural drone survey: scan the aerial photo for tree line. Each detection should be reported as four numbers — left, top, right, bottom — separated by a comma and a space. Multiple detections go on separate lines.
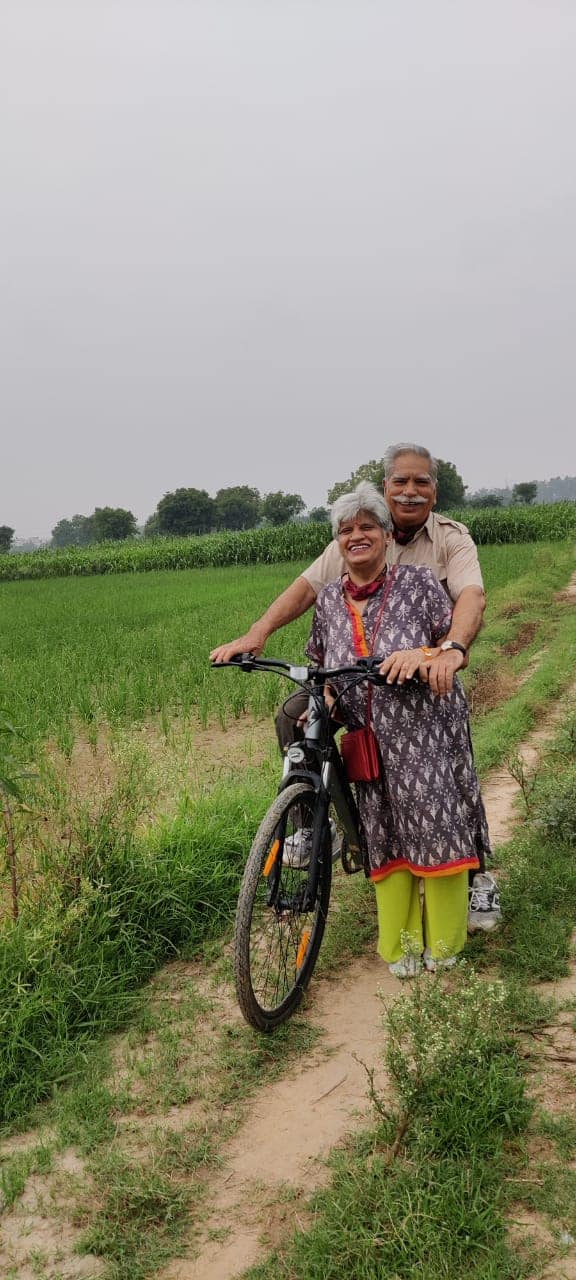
46, 487, 316, 550
44, 471, 555, 551
2, 457, 573, 553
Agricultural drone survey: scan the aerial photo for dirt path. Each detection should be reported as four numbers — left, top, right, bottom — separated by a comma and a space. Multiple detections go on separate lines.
161, 958, 397, 1280
160, 687, 576, 1280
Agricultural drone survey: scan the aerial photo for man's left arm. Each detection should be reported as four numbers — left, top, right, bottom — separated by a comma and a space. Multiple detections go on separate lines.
445, 584, 485, 653
425, 584, 485, 695
424, 522, 485, 694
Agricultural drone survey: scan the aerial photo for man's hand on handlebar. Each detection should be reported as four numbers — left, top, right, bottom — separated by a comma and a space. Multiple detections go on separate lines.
423, 647, 465, 696
378, 646, 465, 695
210, 627, 268, 664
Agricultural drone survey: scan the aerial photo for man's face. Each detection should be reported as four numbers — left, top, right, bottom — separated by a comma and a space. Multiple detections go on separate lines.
383, 451, 437, 530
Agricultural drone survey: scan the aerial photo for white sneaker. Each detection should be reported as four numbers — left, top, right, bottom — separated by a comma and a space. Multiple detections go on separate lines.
468, 872, 502, 933
282, 820, 338, 870
423, 947, 457, 972
282, 827, 312, 869
388, 955, 421, 979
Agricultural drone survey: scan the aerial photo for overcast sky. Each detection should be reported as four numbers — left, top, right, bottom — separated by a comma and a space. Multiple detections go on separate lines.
2, 1, 575, 539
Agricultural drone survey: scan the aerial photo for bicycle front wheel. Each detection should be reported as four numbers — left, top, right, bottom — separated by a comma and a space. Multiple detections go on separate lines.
234, 781, 332, 1031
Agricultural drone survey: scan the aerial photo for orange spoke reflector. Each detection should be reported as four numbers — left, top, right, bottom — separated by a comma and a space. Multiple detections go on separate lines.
296, 930, 311, 969
263, 840, 281, 878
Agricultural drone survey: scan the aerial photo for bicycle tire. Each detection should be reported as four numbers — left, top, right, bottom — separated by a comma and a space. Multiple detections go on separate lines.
234, 781, 332, 1031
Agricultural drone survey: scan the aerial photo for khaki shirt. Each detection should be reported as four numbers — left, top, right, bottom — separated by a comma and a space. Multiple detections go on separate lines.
301, 513, 483, 604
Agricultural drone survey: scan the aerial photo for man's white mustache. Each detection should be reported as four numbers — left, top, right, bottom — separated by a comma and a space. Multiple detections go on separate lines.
394, 495, 428, 506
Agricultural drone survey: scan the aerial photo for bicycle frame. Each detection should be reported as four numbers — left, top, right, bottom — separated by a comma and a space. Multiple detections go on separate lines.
212, 653, 381, 908
212, 653, 390, 1030
278, 682, 366, 907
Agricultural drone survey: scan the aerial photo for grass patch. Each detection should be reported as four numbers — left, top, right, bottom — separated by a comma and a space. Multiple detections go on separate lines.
0, 764, 280, 1129
0, 1142, 53, 1210
470, 603, 576, 777
78, 1154, 191, 1280
470, 712, 576, 981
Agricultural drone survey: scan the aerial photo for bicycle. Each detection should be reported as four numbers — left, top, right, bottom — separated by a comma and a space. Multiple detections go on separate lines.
212, 652, 390, 1031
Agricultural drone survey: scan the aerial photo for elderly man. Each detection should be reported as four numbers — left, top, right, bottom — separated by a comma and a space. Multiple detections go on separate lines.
211, 443, 499, 931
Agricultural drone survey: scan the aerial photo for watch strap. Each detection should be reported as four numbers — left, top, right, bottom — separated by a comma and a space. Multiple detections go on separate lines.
441, 640, 467, 656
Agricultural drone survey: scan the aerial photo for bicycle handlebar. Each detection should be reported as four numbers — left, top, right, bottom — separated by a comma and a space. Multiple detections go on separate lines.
210, 652, 402, 686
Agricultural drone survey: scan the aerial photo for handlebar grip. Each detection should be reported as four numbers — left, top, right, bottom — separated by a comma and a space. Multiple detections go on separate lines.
358, 656, 419, 687
210, 652, 256, 671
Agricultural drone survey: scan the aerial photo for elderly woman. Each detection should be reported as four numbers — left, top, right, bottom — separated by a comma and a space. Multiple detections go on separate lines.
306, 481, 491, 977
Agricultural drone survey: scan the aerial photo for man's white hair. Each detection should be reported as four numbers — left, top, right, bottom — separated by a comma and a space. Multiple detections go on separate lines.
384, 443, 438, 483
330, 482, 392, 538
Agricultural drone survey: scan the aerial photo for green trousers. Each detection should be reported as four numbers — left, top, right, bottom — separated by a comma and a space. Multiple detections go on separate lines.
374, 868, 468, 964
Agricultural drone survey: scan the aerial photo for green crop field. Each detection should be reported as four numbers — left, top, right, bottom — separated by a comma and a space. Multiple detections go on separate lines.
0, 541, 574, 756
1, 502, 576, 584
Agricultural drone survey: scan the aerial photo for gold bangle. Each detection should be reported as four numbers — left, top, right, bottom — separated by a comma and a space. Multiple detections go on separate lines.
421, 646, 434, 658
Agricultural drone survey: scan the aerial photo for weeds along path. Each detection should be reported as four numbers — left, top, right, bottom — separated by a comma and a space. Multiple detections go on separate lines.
159, 688, 576, 1280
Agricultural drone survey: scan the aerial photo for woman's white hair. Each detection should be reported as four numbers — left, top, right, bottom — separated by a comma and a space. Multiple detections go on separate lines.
330, 481, 391, 537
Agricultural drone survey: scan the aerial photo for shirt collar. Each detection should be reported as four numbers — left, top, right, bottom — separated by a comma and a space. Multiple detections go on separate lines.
392, 511, 435, 543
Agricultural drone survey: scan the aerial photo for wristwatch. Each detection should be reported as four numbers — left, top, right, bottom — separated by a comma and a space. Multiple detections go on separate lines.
440, 640, 467, 656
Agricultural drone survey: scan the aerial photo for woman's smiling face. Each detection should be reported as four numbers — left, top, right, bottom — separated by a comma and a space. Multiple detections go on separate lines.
337, 511, 387, 576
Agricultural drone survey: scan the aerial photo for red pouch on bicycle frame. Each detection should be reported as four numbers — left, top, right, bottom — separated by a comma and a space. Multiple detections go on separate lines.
340, 726, 381, 783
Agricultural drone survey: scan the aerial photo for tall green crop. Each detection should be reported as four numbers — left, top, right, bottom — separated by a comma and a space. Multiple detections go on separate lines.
2, 504, 575, 582
0, 523, 332, 582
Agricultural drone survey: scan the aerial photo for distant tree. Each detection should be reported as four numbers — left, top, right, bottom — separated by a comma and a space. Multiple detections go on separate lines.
308, 506, 330, 523
0, 526, 15, 554
466, 493, 503, 509
91, 507, 137, 542
261, 491, 305, 526
214, 486, 261, 531
435, 459, 467, 510
155, 488, 214, 536
51, 514, 95, 548
143, 512, 161, 538
512, 481, 538, 506
328, 459, 388, 505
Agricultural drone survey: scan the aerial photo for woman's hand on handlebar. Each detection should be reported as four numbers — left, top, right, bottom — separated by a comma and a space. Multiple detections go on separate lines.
210, 627, 267, 664
378, 647, 440, 687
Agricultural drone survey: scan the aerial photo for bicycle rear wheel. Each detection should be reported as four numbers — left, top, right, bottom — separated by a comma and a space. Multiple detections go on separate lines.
234, 781, 332, 1031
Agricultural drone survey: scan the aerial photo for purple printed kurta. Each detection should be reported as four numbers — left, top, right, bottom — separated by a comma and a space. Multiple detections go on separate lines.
307, 565, 490, 879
